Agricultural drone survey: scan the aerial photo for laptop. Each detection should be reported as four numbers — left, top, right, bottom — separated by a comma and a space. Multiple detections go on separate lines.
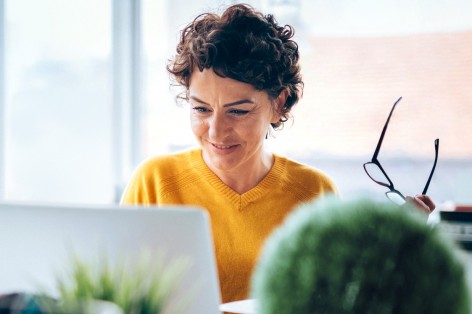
0, 202, 222, 314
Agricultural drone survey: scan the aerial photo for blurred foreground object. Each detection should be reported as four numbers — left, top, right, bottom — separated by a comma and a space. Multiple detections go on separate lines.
43, 253, 190, 314
252, 197, 470, 314
0, 292, 122, 314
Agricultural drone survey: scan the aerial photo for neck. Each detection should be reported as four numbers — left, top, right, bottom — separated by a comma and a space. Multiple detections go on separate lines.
208, 151, 274, 194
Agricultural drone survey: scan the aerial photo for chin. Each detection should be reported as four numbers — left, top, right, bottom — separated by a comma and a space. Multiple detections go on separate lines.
203, 150, 240, 171
209, 155, 238, 170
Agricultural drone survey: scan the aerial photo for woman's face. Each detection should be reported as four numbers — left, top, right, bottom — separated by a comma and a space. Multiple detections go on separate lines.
188, 68, 281, 176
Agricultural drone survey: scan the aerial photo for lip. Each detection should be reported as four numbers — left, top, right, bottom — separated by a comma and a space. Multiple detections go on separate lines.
207, 141, 240, 154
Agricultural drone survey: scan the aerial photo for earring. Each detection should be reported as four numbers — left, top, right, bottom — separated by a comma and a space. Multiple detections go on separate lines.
266, 125, 272, 139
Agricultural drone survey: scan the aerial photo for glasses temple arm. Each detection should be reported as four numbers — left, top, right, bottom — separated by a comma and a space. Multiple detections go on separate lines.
422, 138, 439, 195
372, 97, 402, 161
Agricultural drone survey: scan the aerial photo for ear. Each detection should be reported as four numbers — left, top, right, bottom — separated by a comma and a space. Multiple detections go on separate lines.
271, 89, 289, 124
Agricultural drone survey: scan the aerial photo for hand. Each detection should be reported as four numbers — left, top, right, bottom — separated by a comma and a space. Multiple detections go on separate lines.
405, 194, 436, 214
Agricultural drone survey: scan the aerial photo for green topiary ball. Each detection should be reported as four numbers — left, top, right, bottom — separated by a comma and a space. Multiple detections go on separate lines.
251, 197, 470, 314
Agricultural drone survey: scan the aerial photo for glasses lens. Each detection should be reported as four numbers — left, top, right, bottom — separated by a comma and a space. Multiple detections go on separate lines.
386, 191, 406, 205
364, 162, 390, 187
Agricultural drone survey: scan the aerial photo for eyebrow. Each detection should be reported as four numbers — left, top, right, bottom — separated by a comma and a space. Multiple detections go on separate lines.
189, 96, 254, 107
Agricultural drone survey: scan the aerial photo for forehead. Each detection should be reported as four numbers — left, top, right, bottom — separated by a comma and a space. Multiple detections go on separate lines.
189, 68, 265, 99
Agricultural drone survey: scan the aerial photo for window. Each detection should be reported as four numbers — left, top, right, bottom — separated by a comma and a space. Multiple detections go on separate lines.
2, 0, 113, 204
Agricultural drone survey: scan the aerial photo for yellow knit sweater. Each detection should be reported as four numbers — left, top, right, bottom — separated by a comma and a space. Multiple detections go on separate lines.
120, 148, 337, 303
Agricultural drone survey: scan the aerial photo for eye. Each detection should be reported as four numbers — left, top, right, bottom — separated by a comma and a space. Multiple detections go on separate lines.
229, 109, 250, 115
192, 106, 211, 113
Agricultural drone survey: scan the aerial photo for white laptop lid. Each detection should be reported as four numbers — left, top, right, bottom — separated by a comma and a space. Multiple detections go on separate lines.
0, 202, 222, 314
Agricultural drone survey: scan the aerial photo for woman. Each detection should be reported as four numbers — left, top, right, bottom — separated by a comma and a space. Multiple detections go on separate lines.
121, 3, 434, 303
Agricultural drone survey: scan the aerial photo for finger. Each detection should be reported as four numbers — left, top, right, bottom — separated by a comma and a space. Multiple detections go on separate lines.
416, 194, 436, 211
405, 195, 431, 214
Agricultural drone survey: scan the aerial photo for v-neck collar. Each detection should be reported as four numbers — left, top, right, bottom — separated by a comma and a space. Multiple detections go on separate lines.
189, 149, 285, 210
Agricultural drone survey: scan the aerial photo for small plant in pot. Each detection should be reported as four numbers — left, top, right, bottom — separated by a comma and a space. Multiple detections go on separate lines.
39, 251, 191, 314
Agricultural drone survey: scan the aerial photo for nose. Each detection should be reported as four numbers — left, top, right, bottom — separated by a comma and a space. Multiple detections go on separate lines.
208, 113, 230, 141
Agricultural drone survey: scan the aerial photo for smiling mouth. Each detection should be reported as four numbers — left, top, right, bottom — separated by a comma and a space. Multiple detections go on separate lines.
211, 143, 239, 150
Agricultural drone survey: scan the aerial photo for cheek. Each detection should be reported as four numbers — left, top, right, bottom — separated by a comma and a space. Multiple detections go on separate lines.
190, 115, 207, 136
238, 120, 267, 141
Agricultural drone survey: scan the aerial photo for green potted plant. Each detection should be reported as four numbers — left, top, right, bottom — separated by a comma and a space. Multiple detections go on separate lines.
39, 252, 191, 314
252, 197, 470, 314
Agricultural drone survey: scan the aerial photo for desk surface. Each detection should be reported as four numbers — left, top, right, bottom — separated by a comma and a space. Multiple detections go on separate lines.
219, 299, 256, 314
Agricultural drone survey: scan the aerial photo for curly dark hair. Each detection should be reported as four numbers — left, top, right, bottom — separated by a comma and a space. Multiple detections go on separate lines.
167, 3, 303, 129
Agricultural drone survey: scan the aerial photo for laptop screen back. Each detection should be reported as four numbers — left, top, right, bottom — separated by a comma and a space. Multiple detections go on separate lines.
0, 202, 222, 314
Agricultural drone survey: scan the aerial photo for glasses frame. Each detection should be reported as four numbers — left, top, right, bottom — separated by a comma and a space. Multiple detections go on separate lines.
363, 96, 439, 202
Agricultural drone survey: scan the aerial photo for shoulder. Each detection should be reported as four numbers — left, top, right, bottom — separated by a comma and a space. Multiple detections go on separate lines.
274, 155, 337, 196
132, 148, 199, 179
120, 148, 201, 205
125, 149, 199, 192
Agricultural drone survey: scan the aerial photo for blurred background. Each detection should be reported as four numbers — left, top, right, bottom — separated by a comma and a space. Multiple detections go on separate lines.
1, 0, 471, 205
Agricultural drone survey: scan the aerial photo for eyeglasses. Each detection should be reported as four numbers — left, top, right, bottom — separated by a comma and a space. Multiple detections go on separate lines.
363, 97, 439, 205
